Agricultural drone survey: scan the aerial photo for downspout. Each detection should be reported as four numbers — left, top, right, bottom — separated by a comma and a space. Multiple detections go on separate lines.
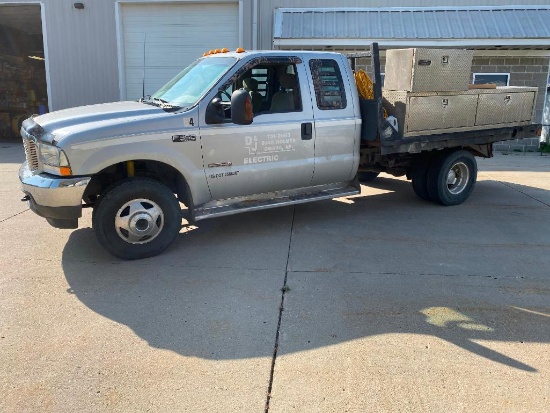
252, 0, 258, 50
541, 61, 550, 145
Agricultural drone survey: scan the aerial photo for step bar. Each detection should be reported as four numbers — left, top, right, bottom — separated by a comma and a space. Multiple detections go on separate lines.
192, 181, 360, 222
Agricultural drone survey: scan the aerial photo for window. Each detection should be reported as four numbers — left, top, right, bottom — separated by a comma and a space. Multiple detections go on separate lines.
219, 62, 302, 115
309, 59, 347, 110
251, 67, 269, 97
473, 73, 510, 87
152, 57, 236, 109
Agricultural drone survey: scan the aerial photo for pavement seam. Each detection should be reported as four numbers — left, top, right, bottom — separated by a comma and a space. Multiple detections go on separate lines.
480, 172, 550, 208
287, 270, 543, 280
496, 181, 550, 208
264, 206, 295, 413
4, 255, 289, 272
0, 208, 29, 223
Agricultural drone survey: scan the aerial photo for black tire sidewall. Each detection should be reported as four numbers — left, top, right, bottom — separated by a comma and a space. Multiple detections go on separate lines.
357, 171, 380, 183
427, 150, 477, 206
411, 155, 434, 201
93, 178, 182, 260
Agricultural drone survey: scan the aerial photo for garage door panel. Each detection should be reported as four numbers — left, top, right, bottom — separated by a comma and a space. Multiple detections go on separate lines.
121, 3, 239, 100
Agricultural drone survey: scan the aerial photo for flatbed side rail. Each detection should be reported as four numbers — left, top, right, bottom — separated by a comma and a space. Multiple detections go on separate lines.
379, 124, 542, 155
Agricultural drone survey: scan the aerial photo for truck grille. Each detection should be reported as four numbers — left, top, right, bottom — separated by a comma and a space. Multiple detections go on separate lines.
22, 135, 40, 172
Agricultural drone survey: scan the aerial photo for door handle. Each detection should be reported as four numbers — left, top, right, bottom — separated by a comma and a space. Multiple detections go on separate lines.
301, 122, 312, 140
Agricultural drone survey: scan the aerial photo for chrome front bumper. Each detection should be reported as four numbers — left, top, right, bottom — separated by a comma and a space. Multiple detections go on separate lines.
19, 161, 91, 228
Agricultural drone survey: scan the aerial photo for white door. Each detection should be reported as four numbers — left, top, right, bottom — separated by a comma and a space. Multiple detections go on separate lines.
120, 2, 239, 100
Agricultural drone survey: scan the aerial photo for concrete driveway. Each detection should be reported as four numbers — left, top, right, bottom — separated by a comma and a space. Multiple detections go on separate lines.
1, 142, 549, 412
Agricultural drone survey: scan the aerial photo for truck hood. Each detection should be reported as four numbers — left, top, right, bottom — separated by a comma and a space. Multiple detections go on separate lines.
33, 101, 166, 145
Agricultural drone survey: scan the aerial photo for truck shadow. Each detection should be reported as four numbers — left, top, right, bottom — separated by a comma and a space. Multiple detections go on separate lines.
61, 177, 549, 371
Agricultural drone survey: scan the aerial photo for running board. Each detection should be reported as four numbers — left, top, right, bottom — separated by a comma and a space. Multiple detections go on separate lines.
193, 182, 360, 221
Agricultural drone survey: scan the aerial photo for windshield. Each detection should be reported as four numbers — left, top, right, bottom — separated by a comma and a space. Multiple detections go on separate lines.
151, 57, 237, 109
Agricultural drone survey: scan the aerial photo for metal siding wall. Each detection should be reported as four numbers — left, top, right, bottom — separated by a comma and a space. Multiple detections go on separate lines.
121, 3, 240, 100
259, 0, 550, 49
42, 0, 120, 110
0, 0, 255, 111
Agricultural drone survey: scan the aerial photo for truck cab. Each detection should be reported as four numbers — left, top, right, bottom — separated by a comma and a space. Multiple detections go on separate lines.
19, 49, 362, 259
198, 50, 360, 199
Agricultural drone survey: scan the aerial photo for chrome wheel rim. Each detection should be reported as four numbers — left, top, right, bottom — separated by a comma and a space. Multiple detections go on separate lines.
446, 162, 469, 195
114, 199, 164, 244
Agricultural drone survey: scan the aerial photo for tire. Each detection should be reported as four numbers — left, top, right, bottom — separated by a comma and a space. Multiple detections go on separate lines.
426, 150, 477, 206
357, 171, 380, 183
93, 178, 182, 260
411, 154, 435, 201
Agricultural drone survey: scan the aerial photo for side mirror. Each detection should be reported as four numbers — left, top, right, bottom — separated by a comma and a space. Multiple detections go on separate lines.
231, 89, 253, 125
205, 97, 224, 125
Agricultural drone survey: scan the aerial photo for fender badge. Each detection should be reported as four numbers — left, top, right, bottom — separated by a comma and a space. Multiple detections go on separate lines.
172, 134, 196, 143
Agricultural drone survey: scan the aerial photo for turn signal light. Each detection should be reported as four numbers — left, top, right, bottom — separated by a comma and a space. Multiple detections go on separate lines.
59, 166, 72, 176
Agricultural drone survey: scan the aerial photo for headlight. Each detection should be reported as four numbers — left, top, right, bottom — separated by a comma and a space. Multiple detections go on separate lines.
39, 143, 72, 176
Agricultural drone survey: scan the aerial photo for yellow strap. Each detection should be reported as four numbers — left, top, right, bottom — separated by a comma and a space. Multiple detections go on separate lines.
354, 69, 388, 118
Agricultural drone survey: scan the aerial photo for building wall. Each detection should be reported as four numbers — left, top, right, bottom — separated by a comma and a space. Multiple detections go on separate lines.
0, 0, 120, 110
2, 0, 549, 136
258, 0, 550, 50
261, 1, 550, 149
0, 0, 254, 111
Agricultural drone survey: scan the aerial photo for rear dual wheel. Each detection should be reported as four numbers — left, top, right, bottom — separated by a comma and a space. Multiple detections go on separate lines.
411, 153, 436, 201
411, 150, 477, 206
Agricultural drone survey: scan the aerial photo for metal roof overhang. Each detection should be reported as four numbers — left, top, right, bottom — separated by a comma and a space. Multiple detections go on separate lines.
273, 6, 550, 50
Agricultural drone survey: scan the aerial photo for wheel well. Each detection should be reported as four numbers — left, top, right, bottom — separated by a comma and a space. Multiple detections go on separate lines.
83, 160, 189, 206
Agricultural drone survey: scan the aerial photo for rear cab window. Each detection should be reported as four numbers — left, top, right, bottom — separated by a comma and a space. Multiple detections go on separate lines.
309, 59, 347, 110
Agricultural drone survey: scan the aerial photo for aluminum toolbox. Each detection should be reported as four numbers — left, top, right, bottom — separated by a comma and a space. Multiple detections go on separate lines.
384, 48, 474, 92
383, 87, 538, 137
476, 90, 537, 125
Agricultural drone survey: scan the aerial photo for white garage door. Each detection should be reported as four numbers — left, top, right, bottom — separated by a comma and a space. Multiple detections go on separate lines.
121, 2, 239, 100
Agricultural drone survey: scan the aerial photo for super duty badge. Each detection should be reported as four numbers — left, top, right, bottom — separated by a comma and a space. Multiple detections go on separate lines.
172, 134, 196, 143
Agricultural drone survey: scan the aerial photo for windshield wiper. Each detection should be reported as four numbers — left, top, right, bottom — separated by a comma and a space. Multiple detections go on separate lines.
151, 97, 181, 109
139, 96, 181, 110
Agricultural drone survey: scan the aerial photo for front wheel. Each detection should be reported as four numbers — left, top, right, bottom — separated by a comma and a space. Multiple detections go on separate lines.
93, 178, 182, 260
427, 150, 477, 206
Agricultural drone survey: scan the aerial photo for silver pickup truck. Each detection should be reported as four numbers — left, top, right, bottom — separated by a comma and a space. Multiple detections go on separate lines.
19, 45, 541, 259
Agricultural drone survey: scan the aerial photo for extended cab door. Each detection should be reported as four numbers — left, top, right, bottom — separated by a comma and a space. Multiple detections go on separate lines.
305, 55, 360, 185
199, 56, 316, 200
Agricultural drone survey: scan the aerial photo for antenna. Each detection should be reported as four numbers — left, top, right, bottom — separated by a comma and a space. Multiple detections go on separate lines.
142, 32, 147, 99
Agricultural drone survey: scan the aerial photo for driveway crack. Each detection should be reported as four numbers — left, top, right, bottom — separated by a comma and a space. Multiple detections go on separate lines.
0, 209, 29, 223
264, 207, 295, 412
480, 172, 550, 208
